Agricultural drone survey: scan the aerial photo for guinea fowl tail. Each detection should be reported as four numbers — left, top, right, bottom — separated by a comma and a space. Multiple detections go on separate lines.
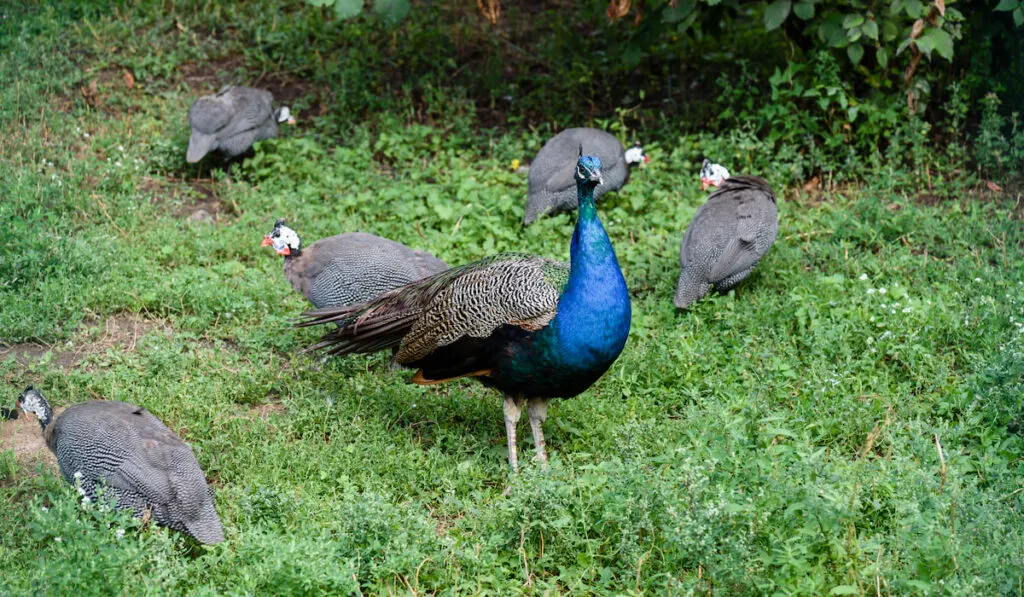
673, 268, 710, 309
296, 270, 452, 356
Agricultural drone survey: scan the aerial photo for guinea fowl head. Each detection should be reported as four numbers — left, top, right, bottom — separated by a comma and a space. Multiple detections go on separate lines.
699, 159, 731, 191
624, 142, 650, 167
16, 386, 52, 430
275, 106, 296, 125
261, 219, 302, 257
574, 146, 603, 188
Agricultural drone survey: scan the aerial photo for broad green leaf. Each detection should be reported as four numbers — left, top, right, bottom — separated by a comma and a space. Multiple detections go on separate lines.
373, 0, 410, 24
819, 13, 848, 47
830, 587, 859, 596
307, 0, 333, 5
1015, 6, 1024, 25
334, 0, 363, 19
793, 1, 815, 19
904, 0, 923, 17
843, 13, 865, 28
847, 27, 863, 42
914, 33, 935, 55
862, 19, 879, 39
994, 0, 1019, 11
882, 19, 899, 41
764, 0, 792, 31
877, 46, 890, 68
847, 42, 865, 64
663, 0, 697, 23
921, 28, 954, 59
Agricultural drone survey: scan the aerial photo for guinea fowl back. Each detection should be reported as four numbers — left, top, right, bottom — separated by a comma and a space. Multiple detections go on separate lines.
49, 401, 225, 544
525, 128, 629, 224
675, 174, 778, 309
281, 232, 449, 309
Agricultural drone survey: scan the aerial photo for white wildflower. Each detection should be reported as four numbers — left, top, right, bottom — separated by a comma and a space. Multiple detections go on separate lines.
891, 302, 900, 308
40, 505, 49, 512
118, 145, 124, 152
54, 537, 62, 543
902, 307, 912, 313
83, 132, 90, 138
878, 287, 887, 295
115, 161, 122, 167
867, 288, 876, 294
73, 471, 83, 480
115, 528, 126, 539
859, 273, 868, 281
974, 277, 982, 283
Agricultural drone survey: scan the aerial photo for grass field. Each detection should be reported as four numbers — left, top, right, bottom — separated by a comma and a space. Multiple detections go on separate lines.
2, 1, 1023, 595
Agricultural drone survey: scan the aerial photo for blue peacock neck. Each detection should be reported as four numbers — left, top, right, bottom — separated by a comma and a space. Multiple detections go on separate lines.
551, 179, 632, 369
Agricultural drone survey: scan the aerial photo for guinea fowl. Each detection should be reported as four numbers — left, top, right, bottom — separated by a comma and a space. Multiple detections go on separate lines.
673, 160, 778, 309
15, 387, 225, 544
262, 219, 449, 309
524, 127, 648, 225
299, 152, 632, 471
186, 86, 294, 165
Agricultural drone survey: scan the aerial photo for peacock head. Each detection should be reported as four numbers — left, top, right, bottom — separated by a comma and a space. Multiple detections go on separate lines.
261, 219, 301, 256
699, 159, 730, 191
16, 386, 51, 429
624, 142, 650, 167
275, 106, 296, 125
575, 147, 603, 187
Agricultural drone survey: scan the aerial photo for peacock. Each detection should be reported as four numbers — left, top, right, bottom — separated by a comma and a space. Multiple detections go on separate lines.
298, 151, 632, 470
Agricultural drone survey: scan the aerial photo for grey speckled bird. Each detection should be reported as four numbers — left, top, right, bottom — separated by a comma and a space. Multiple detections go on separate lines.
524, 127, 648, 225
262, 219, 449, 309
186, 86, 294, 164
673, 160, 778, 309
15, 387, 225, 544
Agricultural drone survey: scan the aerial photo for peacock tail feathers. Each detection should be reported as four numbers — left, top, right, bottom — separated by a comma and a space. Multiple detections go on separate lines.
298, 252, 569, 361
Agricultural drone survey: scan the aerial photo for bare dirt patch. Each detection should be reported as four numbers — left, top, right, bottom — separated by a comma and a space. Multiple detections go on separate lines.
139, 175, 229, 222
180, 54, 248, 94
0, 314, 174, 370
0, 407, 63, 479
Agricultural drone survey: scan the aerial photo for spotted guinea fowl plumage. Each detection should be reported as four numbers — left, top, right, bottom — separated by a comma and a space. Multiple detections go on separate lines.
674, 163, 778, 309
16, 387, 225, 544
262, 220, 449, 308
299, 153, 631, 471
187, 86, 290, 163
524, 128, 647, 225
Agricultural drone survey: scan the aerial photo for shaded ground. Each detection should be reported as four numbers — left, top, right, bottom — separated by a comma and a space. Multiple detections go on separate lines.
0, 314, 173, 370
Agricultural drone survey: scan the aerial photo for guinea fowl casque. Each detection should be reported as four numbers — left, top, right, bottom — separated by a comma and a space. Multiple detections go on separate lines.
186, 86, 294, 166
262, 219, 449, 309
524, 127, 648, 225
15, 387, 225, 544
298, 152, 632, 471
674, 159, 779, 309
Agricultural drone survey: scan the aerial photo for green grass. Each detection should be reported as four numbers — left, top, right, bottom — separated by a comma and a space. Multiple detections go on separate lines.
2, 1, 1024, 595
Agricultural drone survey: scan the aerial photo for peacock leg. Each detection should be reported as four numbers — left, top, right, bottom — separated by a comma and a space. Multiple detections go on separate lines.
527, 398, 551, 468
502, 395, 525, 471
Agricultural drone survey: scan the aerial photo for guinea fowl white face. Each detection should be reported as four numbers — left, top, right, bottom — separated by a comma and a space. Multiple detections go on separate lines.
700, 159, 731, 191
262, 220, 301, 256
16, 387, 48, 422
276, 106, 296, 125
624, 143, 650, 167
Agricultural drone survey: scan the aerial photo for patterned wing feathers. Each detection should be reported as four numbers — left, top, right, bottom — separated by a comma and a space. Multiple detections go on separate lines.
299, 253, 566, 361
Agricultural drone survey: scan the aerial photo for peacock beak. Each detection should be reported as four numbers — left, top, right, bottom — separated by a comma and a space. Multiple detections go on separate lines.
261, 236, 273, 247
